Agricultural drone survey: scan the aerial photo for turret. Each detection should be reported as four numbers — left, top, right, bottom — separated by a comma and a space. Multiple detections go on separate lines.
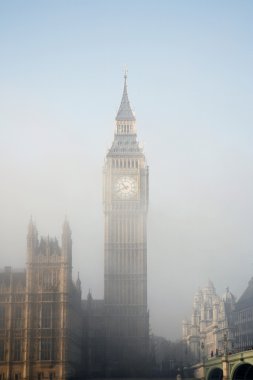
27, 217, 38, 260
222, 287, 236, 312
61, 218, 72, 264
182, 319, 190, 339
76, 272, 82, 294
213, 297, 220, 324
87, 289, 93, 311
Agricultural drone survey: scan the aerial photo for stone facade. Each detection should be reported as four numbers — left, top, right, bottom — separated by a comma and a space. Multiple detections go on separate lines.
103, 74, 149, 375
0, 220, 82, 380
182, 278, 253, 364
82, 293, 106, 377
182, 281, 236, 363
0, 76, 150, 378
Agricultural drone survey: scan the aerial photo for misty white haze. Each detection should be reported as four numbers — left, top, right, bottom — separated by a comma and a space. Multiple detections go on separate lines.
1, 1, 253, 340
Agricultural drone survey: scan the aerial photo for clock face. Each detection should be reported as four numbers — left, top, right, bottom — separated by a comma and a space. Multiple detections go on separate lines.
114, 176, 137, 199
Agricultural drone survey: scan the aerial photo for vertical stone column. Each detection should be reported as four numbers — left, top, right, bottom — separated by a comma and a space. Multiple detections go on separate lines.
222, 357, 229, 380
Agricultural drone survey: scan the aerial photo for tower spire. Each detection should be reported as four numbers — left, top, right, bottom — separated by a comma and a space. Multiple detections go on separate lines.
116, 71, 135, 122
124, 67, 128, 82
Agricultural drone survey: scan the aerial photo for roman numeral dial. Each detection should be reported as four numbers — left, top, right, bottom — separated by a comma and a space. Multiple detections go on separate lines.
113, 176, 137, 200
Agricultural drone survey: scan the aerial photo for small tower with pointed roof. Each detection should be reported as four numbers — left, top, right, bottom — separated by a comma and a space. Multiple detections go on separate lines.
62, 218, 72, 264
27, 217, 38, 260
24, 219, 82, 379
76, 272, 82, 294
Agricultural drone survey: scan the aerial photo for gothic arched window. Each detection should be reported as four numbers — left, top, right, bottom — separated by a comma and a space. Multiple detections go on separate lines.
41, 303, 52, 328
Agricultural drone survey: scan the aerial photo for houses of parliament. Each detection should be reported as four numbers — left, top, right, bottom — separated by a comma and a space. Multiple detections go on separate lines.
0, 76, 150, 380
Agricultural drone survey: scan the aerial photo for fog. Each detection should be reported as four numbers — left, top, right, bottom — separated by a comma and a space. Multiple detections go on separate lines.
1, 1, 253, 340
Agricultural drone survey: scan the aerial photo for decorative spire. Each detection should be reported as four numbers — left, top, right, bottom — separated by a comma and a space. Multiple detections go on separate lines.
62, 217, 72, 259
27, 216, 37, 236
76, 272, 82, 293
27, 216, 38, 257
62, 217, 71, 236
87, 289, 93, 302
116, 71, 135, 121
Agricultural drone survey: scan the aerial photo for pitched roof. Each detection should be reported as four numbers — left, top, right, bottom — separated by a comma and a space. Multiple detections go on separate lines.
236, 278, 253, 310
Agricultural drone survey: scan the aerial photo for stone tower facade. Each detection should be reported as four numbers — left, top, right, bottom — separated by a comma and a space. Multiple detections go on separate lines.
182, 281, 236, 363
103, 74, 149, 374
0, 220, 82, 380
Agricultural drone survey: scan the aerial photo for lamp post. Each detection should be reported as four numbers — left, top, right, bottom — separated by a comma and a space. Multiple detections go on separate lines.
222, 333, 229, 380
223, 333, 228, 357
201, 341, 205, 363
200, 342, 205, 380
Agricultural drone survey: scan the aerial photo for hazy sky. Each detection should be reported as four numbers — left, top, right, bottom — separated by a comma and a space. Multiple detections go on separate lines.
1, 1, 253, 339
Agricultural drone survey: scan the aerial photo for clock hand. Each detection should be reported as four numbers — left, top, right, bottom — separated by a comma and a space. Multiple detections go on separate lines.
122, 183, 129, 190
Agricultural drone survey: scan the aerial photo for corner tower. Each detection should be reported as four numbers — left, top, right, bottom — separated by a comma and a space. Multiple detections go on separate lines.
25, 219, 82, 380
103, 74, 149, 374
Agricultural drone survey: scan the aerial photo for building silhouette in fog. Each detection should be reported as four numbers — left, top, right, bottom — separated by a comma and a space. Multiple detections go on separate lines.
0, 76, 150, 379
0, 220, 82, 380
182, 279, 253, 363
82, 74, 150, 376
103, 73, 149, 374
233, 278, 253, 351
182, 281, 236, 363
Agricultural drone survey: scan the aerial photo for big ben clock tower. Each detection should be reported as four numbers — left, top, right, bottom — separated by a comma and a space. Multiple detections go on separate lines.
103, 74, 149, 374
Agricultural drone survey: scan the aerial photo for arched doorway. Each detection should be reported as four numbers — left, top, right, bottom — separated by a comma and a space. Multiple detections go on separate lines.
232, 363, 253, 380
208, 368, 223, 380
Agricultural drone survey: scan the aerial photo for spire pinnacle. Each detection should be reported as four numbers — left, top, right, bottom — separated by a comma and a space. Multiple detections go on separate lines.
62, 217, 71, 235
28, 216, 37, 236
124, 67, 128, 81
76, 272, 81, 292
116, 72, 135, 122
